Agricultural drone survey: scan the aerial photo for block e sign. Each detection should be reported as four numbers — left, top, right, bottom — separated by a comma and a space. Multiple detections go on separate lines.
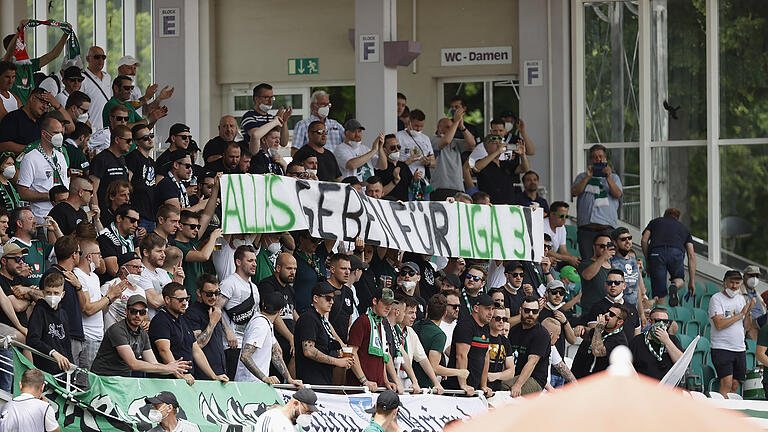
159, 8, 179, 37
441, 46, 512, 67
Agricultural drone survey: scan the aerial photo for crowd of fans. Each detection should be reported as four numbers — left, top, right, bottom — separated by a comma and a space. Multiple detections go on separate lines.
0, 22, 764, 424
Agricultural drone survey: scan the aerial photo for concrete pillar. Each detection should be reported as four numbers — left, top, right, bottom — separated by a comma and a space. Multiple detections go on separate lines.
152, 0, 200, 149
354, 0, 398, 135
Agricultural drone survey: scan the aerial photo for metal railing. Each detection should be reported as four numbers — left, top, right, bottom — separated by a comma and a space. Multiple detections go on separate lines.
272, 383, 484, 397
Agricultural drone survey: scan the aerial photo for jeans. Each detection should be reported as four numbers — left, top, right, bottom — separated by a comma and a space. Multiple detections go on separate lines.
550, 373, 566, 389
76, 337, 102, 370
0, 348, 12, 392
647, 246, 685, 299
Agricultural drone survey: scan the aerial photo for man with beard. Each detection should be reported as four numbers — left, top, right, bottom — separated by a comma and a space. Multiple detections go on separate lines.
258, 253, 298, 371
458, 265, 487, 321
505, 296, 551, 395
292, 121, 341, 182
499, 261, 530, 325
572, 304, 629, 378
446, 293, 494, 396
629, 308, 682, 380
538, 280, 577, 388
184, 274, 227, 380
440, 289, 461, 356
610, 227, 643, 307
348, 287, 397, 392
253, 388, 318, 432
578, 269, 641, 344
293, 231, 326, 314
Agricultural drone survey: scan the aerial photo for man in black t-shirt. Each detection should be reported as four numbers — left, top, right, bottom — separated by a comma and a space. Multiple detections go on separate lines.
0, 243, 32, 333
641, 208, 696, 305
327, 254, 355, 343
184, 274, 227, 379
257, 253, 298, 374
203, 116, 238, 165
125, 124, 157, 228
474, 134, 529, 205
499, 261, 527, 325
375, 134, 413, 202
156, 150, 197, 211
572, 303, 629, 378
445, 293, 494, 396
582, 269, 641, 344
48, 176, 96, 235
89, 124, 130, 210
486, 307, 514, 391
538, 280, 578, 387
292, 121, 341, 182
505, 296, 551, 395
204, 141, 241, 174
629, 308, 683, 380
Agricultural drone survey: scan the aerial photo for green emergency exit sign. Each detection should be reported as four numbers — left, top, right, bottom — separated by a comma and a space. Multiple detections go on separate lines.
288, 58, 319, 75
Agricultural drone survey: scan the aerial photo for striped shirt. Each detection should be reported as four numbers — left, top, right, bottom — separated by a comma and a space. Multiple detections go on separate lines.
292, 115, 345, 153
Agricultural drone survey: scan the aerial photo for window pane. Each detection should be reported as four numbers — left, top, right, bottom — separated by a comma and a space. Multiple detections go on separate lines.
443, 81, 484, 132
584, 2, 639, 143
274, 94, 302, 110
46, 1, 66, 73
650, 0, 706, 141
720, 145, 768, 267
310, 86, 355, 125
135, 0, 152, 93
77, 0, 94, 54
608, 148, 640, 227
491, 80, 519, 123
234, 95, 251, 111
25, 0, 35, 57
106, 0, 123, 78
651, 146, 708, 256
720, 2, 768, 139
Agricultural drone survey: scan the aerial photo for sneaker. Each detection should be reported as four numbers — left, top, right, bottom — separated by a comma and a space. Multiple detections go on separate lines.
668, 285, 679, 307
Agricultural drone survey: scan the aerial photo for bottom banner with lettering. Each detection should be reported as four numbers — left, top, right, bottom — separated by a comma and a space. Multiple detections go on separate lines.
278, 389, 488, 431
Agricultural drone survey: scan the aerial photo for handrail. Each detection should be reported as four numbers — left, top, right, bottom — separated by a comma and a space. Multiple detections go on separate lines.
272, 383, 483, 396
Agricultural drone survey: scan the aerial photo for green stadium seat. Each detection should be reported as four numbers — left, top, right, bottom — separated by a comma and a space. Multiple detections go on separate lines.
677, 333, 694, 349
679, 291, 696, 309
704, 324, 711, 339
691, 350, 705, 368
565, 225, 579, 257
747, 352, 756, 370
685, 321, 702, 337
673, 306, 693, 322
705, 282, 721, 296
700, 295, 712, 313
687, 364, 717, 393
664, 307, 677, 320
746, 339, 757, 353
696, 336, 710, 352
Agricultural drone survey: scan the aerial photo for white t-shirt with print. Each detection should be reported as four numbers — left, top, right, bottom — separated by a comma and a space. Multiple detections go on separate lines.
17, 147, 70, 220
395, 129, 434, 174
709, 291, 747, 351
334, 140, 378, 181
220, 273, 260, 347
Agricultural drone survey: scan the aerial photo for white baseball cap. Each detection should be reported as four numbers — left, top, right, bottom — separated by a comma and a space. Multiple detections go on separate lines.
117, 55, 139, 67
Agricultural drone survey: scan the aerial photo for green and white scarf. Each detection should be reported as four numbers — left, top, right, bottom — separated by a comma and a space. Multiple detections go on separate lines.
366, 308, 390, 363
587, 326, 623, 355
586, 177, 609, 207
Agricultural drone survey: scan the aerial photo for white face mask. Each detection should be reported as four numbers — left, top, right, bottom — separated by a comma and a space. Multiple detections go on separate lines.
268, 147, 280, 157
126, 273, 142, 286
388, 151, 400, 161
148, 408, 164, 423
504, 122, 514, 132
267, 242, 281, 254
317, 106, 330, 118
232, 238, 251, 248
547, 301, 564, 311
727, 288, 741, 298
76, 113, 89, 123
747, 277, 759, 289
410, 130, 422, 138
50, 132, 64, 148
89, 259, 96, 273
401, 280, 416, 291
306, 169, 318, 176
296, 414, 312, 428
349, 140, 361, 147
44, 295, 62, 309
258, 103, 272, 112
2, 165, 15, 179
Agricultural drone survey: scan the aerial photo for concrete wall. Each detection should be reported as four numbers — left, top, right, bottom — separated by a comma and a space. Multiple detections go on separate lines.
211, 0, 518, 126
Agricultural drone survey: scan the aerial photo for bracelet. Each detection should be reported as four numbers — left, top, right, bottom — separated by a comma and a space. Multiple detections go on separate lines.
359, 376, 367, 384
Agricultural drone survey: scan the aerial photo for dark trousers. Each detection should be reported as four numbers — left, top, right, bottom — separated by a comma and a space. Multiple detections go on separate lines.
225, 348, 240, 380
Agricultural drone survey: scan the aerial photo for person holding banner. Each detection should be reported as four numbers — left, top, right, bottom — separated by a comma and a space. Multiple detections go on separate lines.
294, 282, 353, 385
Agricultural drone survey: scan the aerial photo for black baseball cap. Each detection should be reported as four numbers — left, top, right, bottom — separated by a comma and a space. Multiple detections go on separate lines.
365, 390, 402, 413
505, 261, 524, 273
145, 391, 179, 408
166, 123, 191, 142
442, 273, 461, 289
349, 254, 369, 271
261, 291, 286, 314
313, 281, 342, 296
127, 294, 147, 307
724, 270, 742, 281
400, 262, 420, 273
62, 66, 83, 80
471, 293, 494, 307
118, 252, 141, 267
168, 149, 190, 163
293, 388, 319, 412
187, 139, 200, 152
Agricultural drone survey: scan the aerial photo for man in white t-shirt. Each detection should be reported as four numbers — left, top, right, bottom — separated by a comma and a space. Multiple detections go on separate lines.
145, 391, 199, 432
74, 238, 122, 368
334, 119, 386, 181
394, 109, 436, 175
218, 245, 260, 377
254, 388, 318, 432
709, 269, 755, 398
540, 317, 577, 390
543, 201, 580, 267
235, 292, 302, 386
0, 369, 60, 432
102, 252, 147, 329
17, 116, 70, 221
79, 46, 112, 131
137, 233, 180, 316
440, 290, 461, 358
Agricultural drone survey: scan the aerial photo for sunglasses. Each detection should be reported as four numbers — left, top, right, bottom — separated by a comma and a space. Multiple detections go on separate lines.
136, 133, 154, 142
35, 96, 52, 108
618, 236, 632, 241
128, 307, 147, 316
202, 290, 221, 297
522, 307, 539, 314
548, 289, 566, 296
124, 215, 139, 224
170, 296, 190, 303
493, 301, 504, 308
544, 244, 552, 251
605, 280, 623, 286
312, 130, 329, 135
182, 222, 201, 230
447, 304, 460, 309
176, 134, 192, 140
177, 162, 193, 169
595, 243, 610, 249
492, 316, 509, 322
4, 256, 23, 263
93, 54, 107, 60
554, 212, 567, 219
322, 295, 335, 302
113, 115, 130, 121
607, 310, 618, 318
651, 318, 671, 325
66, 77, 84, 83
82, 189, 93, 194
401, 270, 417, 277
389, 145, 401, 150
510, 272, 524, 278
465, 274, 483, 281
121, 85, 135, 91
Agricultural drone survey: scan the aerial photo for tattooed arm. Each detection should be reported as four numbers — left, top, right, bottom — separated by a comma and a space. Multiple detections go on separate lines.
553, 360, 577, 383
302, 340, 343, 366
240, 343, 278, 384
271, 342, 303, 387
590, 324, 607, 357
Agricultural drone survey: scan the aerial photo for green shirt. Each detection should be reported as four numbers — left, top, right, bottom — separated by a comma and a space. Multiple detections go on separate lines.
101, 96, 142, 127
11, 237, 53, 287
412, 319, 447, 388
63, 140, 89, 175
758, 324, 768, 349
252, 248, 275, 285
362, 420, 385, 432
175, 239, 203, 302
11, 58, 41, 105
